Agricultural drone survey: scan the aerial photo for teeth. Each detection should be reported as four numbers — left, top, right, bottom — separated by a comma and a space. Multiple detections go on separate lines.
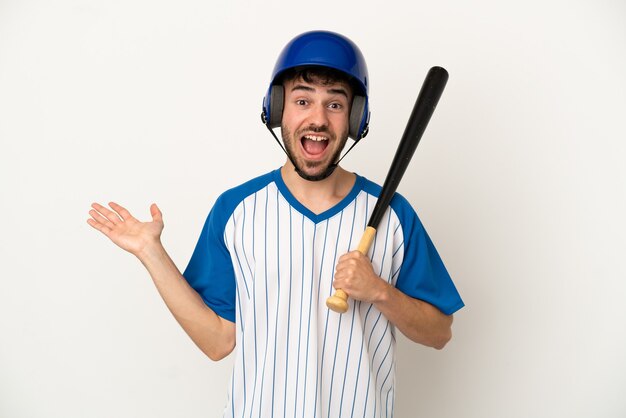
303, 135, 328, 142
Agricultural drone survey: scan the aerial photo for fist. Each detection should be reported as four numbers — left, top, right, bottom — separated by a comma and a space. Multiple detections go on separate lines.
333, 251, 389, 303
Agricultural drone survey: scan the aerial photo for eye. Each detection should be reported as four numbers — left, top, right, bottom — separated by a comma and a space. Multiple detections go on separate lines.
296, 99, 308, 106
328, 102, 343, 110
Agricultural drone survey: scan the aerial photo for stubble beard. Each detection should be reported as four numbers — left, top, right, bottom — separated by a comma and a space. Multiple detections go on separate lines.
281, 124, 349, 182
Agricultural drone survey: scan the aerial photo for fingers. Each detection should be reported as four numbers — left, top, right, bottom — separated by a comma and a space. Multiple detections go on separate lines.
87, 202, 159, 232
86, 216, 112, 236
87, 217, 110, 232
333, 254, 383, 303
334, 251, 376, 284
338, 250, 365, 261
335, 251, 364, 271
87, 202, 128, 237
88, 207, 114, 227
108, 202, 134, 221
90, 202, 123, 225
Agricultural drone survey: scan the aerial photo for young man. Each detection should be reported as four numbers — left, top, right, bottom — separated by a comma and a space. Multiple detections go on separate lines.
88, 31, 463, 417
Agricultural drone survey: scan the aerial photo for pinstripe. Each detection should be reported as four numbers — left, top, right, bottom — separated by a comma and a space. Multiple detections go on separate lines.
223, 215, 233, 418
361, 311, 387, 418
258, 187, 270, 416
391, 264, 402, 282
248, 191, 259, 418
350, 302, 374, 418
373, 340, 393, 417
283, 205, 294, 417
372, 322, 390, 368
231, 216, 250, 300
324, 210, 349, 416
364, 192, 369, 230
224, 221, 230, 248
293, 214, 307, 418
370, 322, 391, 416
353, 193, 372, 418
380, 355, 394, 417
236, 281, 247, 417
240, 200, 252, 298
337, 301, 357, 415
372, 211, 391, 281
370, 226, 378, 262
367, 311, 383, 349
392, 242, 403, 259
303, 220, 328, 417
231, 280, 239, 416
317, 242, 331, 413
316, 210, 345, 417
337, 199, 359, 415
379, 210, 392, 274
252, 192, 257, 262
236, 200, 249, 416
361, 363, 372, 418
315, 284, 328, 413
327, 311, 344, 416
271, 188, 281, 417
385, 388, 391, 418
230, 358, 234, 418
347, 196, 358, 252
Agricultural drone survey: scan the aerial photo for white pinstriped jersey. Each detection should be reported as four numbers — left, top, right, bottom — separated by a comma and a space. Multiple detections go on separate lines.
183, 169, 464, 418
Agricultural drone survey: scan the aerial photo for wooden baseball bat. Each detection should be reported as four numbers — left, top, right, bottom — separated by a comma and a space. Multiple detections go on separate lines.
326, 66, 450, 313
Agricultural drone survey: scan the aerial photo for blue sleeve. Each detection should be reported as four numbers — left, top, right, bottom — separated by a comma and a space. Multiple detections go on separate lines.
392, 195, 464, 315
182, 195, 237, 323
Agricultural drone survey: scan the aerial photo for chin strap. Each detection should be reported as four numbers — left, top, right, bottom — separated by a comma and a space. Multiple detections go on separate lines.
262, 116, 360, 182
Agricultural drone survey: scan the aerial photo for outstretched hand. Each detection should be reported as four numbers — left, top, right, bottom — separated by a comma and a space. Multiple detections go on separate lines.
87, 202, 164, 257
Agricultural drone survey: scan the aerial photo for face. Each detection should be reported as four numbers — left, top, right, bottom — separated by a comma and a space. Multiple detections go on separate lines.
280, 76, 352, 181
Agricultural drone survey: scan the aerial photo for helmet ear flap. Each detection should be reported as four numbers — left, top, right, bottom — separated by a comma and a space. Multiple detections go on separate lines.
265, 85, 284, 129
349, 95, 369, 140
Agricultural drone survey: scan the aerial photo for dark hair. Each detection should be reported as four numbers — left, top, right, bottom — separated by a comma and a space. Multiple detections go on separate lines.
278, 66, 360, 96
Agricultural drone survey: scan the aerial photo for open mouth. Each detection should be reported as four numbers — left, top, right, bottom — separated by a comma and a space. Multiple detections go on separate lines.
300, 134, 329, 157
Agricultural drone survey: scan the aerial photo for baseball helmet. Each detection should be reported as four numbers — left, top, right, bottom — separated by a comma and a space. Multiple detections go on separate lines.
261, 30, 370, 140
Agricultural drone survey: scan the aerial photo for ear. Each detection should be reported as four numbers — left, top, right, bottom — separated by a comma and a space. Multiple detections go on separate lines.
349, 95, 368, 140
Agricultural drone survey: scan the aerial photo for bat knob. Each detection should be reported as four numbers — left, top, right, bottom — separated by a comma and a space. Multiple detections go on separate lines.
326, 290, 349, 313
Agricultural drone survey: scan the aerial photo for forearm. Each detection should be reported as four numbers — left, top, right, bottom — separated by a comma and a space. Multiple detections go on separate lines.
136, 242, 235, 360
373, 281, 453, 349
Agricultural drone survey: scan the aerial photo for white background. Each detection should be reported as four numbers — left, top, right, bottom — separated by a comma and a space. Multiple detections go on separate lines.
1, 0, 625, 417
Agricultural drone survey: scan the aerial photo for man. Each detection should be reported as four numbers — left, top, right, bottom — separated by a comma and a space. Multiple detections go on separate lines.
88, 30, 463, 417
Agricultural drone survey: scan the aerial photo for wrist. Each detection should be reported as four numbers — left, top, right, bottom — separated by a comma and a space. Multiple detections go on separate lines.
371, 277, 392, 304
136, 239, 165, 263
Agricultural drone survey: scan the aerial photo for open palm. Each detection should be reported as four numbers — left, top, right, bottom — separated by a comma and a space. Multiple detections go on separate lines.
87, 202, 164, 256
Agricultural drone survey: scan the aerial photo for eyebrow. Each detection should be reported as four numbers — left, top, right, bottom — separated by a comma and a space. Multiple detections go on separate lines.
290, 84, 349, 99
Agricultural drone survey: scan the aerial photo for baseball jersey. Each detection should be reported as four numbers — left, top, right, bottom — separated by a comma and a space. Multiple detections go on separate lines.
183, 169, 464, 418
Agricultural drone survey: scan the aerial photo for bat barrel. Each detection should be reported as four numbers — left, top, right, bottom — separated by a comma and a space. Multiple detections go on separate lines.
367, 66, 448, 229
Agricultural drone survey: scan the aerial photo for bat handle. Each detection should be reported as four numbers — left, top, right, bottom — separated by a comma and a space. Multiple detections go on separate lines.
326, 226, 377, 313
326, 289, 349, 313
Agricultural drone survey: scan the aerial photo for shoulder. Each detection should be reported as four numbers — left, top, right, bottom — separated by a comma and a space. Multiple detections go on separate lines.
212, 170, 277, 214
357, 174, 419, 226
202, 170, 277, 233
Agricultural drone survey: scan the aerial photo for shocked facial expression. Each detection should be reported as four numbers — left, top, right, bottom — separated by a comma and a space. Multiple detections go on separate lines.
280, 76, 352, 181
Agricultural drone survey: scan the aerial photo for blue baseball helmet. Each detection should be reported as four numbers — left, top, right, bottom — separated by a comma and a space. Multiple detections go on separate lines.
262, 30, 370, 140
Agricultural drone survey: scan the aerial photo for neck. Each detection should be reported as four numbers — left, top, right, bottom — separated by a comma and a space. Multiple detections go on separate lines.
280, 162, 356, 214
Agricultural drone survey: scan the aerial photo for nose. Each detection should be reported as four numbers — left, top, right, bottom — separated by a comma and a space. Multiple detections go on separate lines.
307, 103, 329, 128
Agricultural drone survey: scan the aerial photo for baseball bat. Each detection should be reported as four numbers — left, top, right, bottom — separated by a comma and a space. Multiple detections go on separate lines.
326, 66, 449, 313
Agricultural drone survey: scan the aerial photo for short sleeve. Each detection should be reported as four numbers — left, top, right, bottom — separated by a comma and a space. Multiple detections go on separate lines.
392, 196, 464, 315
183, 196, 237, 323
